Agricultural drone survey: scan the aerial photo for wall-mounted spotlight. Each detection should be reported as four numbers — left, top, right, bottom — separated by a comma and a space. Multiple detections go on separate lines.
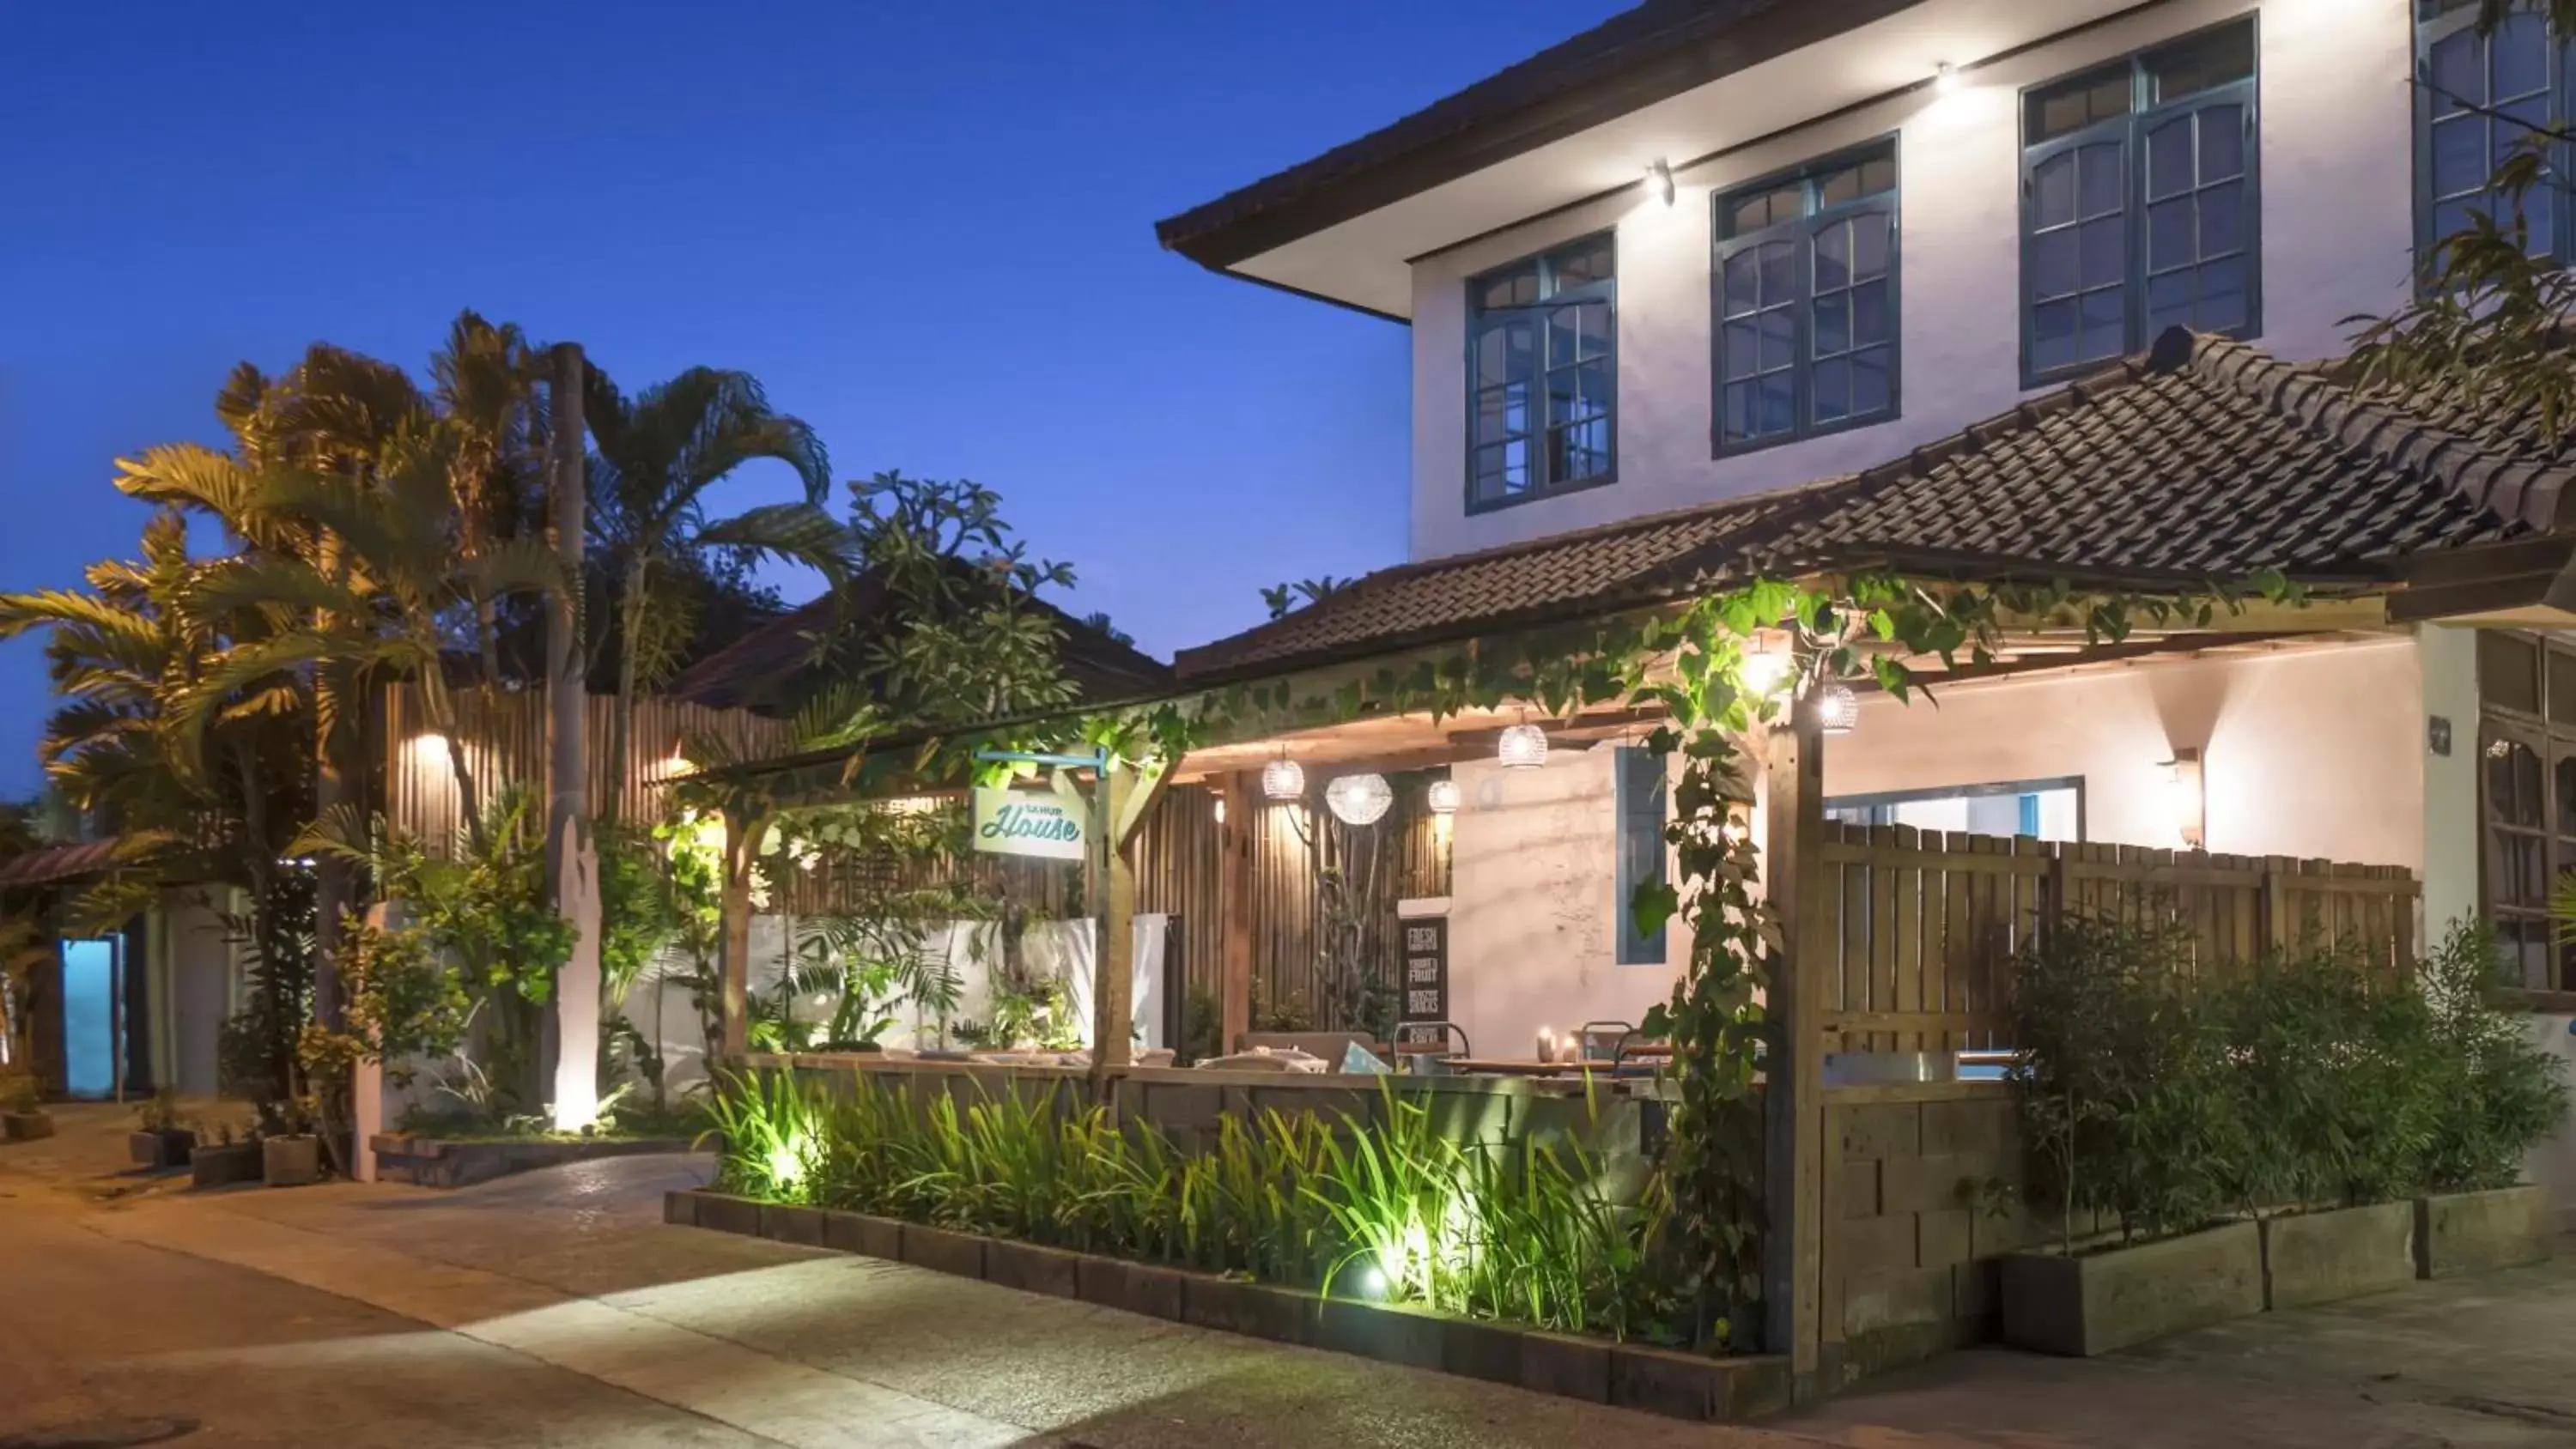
1644, 158, 1674, 207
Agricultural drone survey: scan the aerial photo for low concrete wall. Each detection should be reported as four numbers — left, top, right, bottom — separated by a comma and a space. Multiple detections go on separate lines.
2526, 1013, 2576, 1235
1824, 1082, 2043, 1377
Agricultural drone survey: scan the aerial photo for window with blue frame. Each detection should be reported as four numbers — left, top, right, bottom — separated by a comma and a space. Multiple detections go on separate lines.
2020, 19, 2259, 384
1614, 747, 1668, 966
1467, 234, 1615, 511
1714, 140, 1900, 451
2418, 0, 2570, 268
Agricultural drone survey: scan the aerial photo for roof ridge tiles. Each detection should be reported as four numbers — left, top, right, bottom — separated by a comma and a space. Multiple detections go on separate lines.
2182, 330, 2576, 532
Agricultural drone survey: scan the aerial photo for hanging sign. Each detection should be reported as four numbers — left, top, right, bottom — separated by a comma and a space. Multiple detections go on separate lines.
972, 785, 1089, 861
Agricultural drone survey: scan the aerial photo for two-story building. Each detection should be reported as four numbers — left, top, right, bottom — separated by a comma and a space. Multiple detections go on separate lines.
1149, 0, 2576, 1186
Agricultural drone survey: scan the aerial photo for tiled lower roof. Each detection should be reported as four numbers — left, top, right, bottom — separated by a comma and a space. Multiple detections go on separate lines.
1173, 330, 2560, 682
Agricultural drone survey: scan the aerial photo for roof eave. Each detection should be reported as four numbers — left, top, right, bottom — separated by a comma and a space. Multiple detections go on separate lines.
1153, 0, 1920, 275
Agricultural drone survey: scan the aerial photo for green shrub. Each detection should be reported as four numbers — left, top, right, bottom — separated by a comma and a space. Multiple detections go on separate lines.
2008, 917, 2245, 1246
709, 1069, 1671, 1340
2217, 945, 2438, 1212
2416, 919, 2570, 1193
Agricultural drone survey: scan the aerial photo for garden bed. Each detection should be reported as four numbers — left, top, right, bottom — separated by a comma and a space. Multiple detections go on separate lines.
1999, 1222, 2264, 1357
2258, 1202, 2416, 1311
665, 1187, 1790, 1424
2415, 1185, 2555, 1280
371, 1132, 696, 1189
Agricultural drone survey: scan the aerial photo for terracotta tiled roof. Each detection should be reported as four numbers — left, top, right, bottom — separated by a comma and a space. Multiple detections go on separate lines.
0, 838, 125, 888
1172, 330, 2555, 682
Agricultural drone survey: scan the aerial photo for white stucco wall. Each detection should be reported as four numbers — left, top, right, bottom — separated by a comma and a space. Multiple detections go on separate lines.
1445, 745, 1683, 1062
1827, 640, 2427, 868
1438, 640, 2430, 1053
1408, 0, 2416, 561
163, 888, 237, 1097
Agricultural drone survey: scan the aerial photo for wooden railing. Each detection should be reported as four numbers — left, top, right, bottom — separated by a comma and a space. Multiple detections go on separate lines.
1815, 823, 2421, 1054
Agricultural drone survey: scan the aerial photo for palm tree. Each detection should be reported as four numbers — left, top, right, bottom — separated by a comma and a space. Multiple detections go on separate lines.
0, 509, 319, 1100
125, 343, 434, 1021
190, 424, 568, 855
585, 366, 838, 822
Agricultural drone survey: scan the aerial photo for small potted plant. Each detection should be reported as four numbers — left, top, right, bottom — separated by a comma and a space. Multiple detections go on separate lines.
189, 1120, 264, 1188
0, 1069, 51, 1142
129, 1088, 197, 1169
262, 1094, 324, 1187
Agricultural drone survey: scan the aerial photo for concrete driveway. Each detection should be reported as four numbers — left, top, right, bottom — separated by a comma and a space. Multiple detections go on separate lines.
3, 1102, 2570, 1448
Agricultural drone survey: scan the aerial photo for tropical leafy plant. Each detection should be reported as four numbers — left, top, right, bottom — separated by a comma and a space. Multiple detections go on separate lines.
710, 1070, 1673, 1340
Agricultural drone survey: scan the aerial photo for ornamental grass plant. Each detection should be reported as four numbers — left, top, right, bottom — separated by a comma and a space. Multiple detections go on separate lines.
705, 1069, 1674, 1340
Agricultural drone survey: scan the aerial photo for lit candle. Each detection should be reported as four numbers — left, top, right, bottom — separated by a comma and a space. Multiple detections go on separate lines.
1536, 1027, 1557, 1063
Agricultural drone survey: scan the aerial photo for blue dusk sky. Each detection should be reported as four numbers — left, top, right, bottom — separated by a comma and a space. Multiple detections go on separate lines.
0, 0, 1627, 797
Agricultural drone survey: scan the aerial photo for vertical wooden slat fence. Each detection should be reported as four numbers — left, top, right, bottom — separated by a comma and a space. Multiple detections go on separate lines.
1817, 822, 2421, 1055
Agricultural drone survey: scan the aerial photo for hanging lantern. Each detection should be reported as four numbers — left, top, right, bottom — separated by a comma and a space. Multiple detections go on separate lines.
1498, 721, 1550, 769
1324, 773, 1394, 826
1815, 682, 1860, 736
1425, 779, 1461, 816
1261, 756, 1307, 800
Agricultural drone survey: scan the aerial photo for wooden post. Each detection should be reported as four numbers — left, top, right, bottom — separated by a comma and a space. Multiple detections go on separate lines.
1219, 773, 1255, 1056
1759, 703, 1827, 1380
1091, 767, 1139, 1096
1091, 756, 1175, 1096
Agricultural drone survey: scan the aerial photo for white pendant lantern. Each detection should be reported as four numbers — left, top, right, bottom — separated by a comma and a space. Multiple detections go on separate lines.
1324, 773, 1394, 826
1261, 756, 1306, 800
1815, 682, 1860, 736
1425, 778, 1461, 816
1498, 721, 1550, 769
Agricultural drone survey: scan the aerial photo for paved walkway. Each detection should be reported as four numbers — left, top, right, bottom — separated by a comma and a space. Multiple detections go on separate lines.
4, 1103, 2573, 1448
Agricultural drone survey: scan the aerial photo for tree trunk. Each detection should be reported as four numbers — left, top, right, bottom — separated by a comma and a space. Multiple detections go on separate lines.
312, 523, 349, 1034
604, 555, 647, 828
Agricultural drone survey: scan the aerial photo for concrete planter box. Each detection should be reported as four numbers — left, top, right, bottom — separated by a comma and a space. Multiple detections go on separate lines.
262, 1134, 322, 1187
371, 1132, 691, 1188
983, 1239, 1082, 1298
1181, 1274, 1316, 1346
2001, 1221, 2263, 1357
671, 1187, 1789, 1423
694, 1191, 763, 1238
191, 1141, 262, 1188
2415, 1185, 2555, 1280
1309, 1297, 1445, 1372
2259, 1202, 2416, 1310
819, 1208, 904, 1261
760, 1203, 827, 1247
1075, 1255, 1184, 1320
899, 1223, 987, 1280
2, 1109, 54, 1142
1610, 1343, 1793, 1423
130, 1128, 196, 1169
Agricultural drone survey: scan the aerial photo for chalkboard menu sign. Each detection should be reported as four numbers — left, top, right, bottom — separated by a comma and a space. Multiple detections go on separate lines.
1395, 916, 1449, 1043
